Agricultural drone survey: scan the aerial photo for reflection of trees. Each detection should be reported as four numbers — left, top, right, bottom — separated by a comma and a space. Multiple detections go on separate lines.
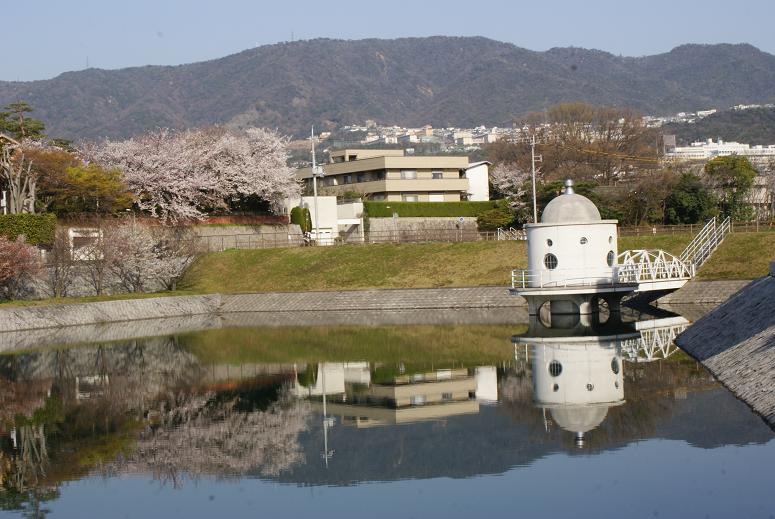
115, 386, 310, 486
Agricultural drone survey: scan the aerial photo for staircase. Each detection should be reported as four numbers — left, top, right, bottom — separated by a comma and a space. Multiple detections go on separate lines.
679, 216, 732, 270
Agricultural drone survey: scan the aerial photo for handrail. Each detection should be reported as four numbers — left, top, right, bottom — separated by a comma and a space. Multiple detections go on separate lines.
512, 249, 694, 290
679, 216, 731, 270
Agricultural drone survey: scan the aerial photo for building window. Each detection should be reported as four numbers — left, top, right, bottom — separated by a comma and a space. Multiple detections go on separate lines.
607, 250, 615, 267
546, 239, 553, 247
342, 174, 352, 184
548, 360, 562, 377
544, 253, 558, 270
580, 237, 588, 245
432, 171, 443, 179
611, 358, 620, 375
410, 395, 426, 406
442, 392, 453, 401
376, 171, 386, 180
356, 173, 365, 183
608, 236, 613, 244
402, 194, 419, 202
400, 170, 417, 180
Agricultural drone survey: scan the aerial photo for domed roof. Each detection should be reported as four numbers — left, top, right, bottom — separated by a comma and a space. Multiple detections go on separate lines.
541, 179, 601, 224
550, 405, 609, 434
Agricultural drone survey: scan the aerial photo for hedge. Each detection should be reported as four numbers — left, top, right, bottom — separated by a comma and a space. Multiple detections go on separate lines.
0, 213, 56, 245
364, 200, 507, 218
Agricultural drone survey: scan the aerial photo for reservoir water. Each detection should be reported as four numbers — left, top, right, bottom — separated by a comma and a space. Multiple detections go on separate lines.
1, 308, 773, 518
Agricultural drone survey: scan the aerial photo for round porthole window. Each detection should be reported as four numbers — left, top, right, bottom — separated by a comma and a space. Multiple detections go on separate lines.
607, 250, 615, 267
608, 236, 613, 244
580, 237, 588, 245
548, 360, 562, 377
586, 383, 594, 391
553, 383, 560, 392
544, 253, 558, 270
611, 358, 620, 375
546, 239, 553, 247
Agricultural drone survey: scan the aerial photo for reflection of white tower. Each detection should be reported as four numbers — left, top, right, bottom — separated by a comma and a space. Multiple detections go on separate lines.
531, 340, 625, 447
515, 317, 635, 447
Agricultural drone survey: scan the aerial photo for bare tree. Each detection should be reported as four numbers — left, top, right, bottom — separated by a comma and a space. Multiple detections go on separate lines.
0, 146, 37, 213
150, 226, 202, 291
44, 228, 75, 298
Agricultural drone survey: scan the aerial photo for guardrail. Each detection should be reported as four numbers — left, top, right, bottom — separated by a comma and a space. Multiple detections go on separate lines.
511, 251, 694, 290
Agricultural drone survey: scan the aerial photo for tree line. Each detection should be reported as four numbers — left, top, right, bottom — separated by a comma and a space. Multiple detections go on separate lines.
485, 102, 769, 227
0, 101, 302, 301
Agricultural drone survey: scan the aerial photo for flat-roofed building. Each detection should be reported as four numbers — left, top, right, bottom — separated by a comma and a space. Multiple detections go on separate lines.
296, 149, 488, 202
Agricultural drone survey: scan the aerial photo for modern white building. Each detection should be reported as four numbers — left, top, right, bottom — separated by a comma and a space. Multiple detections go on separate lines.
286, 196, 365, 245
462, 161, 491, 202
666, 138, 775, 161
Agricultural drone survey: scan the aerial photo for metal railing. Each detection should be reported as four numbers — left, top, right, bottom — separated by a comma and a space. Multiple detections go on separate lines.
511, 250, 693, 290
679, 216, 731, 269
497, 227, 527, 241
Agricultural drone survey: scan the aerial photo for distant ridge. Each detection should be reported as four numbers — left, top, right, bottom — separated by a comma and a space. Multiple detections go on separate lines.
2, 37, 775, 141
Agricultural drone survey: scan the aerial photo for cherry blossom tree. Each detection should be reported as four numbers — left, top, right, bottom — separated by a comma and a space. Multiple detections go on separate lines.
0, 236, 41, 300
86, 127, 300, 222
490, 163, 531, 221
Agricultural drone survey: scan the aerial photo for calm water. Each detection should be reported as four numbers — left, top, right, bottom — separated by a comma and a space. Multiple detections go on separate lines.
1, 310, 774, 519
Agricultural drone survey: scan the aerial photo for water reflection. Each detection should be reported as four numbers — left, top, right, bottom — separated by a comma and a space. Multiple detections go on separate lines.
0, 317, 773, 516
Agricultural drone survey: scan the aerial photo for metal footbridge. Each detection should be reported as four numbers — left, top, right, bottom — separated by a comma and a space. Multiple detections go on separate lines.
511, 216, 731, 295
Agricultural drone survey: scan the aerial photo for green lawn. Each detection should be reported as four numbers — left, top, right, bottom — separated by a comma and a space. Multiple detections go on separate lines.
2, 231, 768, 307
180, 234, 697, 293
179, 324, 523, 365
696, 232, 775, 280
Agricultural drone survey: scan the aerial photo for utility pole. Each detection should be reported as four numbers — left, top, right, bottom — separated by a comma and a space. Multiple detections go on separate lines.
311, 126, 321, 244
530, 134, 542, 223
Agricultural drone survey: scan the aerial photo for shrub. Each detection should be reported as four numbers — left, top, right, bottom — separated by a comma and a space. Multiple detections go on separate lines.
476, 208, 516, 231
290, 206, 312, 233
0, 213, 56, 245
0, 236, 42, 300
364, 200, 506, 217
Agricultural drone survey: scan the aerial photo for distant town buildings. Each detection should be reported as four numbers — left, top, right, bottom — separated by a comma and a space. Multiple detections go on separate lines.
665, 138, 775, 161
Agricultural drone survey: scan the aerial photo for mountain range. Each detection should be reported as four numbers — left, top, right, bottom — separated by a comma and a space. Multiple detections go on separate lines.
2, 37, 775, 141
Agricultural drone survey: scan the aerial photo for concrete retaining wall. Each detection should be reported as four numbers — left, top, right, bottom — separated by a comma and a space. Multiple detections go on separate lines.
0, 294, 221, 333
220, 286, 519, 313
676, 270, 775, 427
657, 279, 752, 305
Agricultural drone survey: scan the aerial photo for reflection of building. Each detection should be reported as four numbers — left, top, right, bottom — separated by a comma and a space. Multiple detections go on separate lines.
514, 311, 691, 447
516, 319, 630, 447
293, 362, 497, 427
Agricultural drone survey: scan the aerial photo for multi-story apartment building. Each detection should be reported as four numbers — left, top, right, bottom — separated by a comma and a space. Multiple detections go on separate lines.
296, 149, 489, 202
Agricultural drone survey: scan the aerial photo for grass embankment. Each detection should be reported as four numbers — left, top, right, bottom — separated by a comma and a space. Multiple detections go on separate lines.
697, 232, 775, 280
181, 234, 695, 293
179, 324, 523, 365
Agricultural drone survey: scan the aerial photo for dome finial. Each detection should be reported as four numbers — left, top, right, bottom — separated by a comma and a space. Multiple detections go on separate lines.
564, 179, 575, 195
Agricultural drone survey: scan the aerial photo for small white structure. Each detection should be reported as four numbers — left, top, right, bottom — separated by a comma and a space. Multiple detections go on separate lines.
513, 179, 630, 316
463, 161, 491, 201
287, 196, 365, 245
526, 180, 618, 288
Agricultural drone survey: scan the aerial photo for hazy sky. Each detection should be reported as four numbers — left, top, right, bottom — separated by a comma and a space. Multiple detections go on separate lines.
3, 0, 774, 81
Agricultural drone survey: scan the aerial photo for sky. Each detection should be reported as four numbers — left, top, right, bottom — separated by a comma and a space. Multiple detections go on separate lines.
3, 0, 775, 81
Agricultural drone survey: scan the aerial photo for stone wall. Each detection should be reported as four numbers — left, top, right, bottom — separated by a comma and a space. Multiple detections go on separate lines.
676, 267, 775, 427
656, 279, 752, 305
367, 217, 480, 242
0, 294, 221, 333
